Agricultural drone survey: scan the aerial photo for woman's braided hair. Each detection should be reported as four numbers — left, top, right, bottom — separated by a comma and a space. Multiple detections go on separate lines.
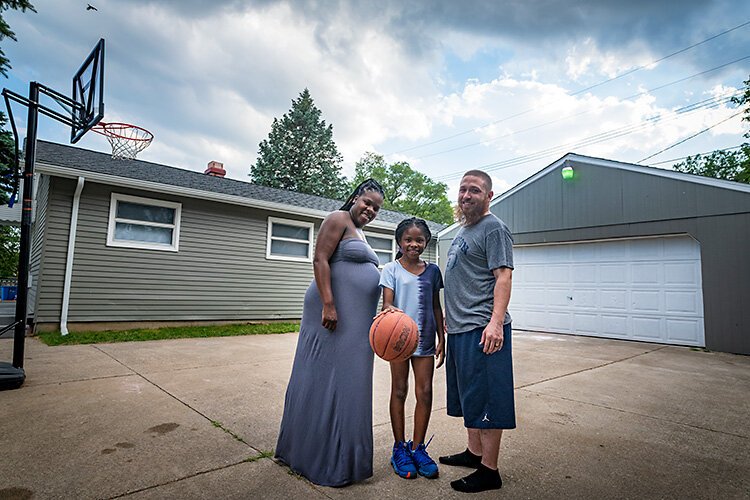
394, 217, 431, 259
339, 178, 385, 211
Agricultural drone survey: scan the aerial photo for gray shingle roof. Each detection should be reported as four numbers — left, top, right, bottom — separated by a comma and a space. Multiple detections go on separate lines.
35, 140, 446, 233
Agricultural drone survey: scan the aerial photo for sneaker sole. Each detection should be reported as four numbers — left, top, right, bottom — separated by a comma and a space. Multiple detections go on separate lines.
391, 459, 417, 479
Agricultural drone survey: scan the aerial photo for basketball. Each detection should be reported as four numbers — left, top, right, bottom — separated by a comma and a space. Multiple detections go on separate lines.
369, 310, 419, 362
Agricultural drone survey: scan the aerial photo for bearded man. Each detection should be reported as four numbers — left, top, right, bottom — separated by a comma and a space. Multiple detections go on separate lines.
440, 169, 515, 493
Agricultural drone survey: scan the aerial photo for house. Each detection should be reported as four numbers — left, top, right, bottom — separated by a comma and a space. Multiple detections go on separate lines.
438, 153, 750, 355
29, 140, 444, 333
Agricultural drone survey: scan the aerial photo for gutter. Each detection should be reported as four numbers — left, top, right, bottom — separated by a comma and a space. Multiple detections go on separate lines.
34, 162, 400, 231
60, 176, 85, 335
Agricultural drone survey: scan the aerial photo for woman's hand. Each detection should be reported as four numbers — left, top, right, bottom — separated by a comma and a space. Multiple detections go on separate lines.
435, 338, 445, 369
322, 303, 338, 331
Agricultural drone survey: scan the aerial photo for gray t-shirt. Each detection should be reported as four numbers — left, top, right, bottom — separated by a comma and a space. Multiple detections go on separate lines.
444, 214, 514, 333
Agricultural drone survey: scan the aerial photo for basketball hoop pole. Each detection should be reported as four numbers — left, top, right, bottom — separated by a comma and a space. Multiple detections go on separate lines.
13, 81, 39, 368
0, 81, 38, 388
0, 39, 106, 390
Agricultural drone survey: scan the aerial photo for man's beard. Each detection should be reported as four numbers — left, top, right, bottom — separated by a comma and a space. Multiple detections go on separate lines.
457, 201, 486, 226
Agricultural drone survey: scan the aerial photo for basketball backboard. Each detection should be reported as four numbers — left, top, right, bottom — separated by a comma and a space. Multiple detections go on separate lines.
71, 38, 105, 143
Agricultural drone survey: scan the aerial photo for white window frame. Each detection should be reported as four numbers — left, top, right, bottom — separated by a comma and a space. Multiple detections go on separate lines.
365, 232, 396, 268
266, 217, 314, 262
106, 193, 181, 252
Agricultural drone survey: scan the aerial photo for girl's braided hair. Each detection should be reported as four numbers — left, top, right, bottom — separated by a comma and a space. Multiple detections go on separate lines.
339, 178, 385, 211
394, 217, 431, 259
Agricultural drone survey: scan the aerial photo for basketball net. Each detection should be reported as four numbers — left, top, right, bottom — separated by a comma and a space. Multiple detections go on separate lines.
91, 122, 154, 160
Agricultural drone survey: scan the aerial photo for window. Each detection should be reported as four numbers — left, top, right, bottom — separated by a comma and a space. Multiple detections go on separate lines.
107, 194, 181, 251
365, 233, 395, 266
266, 217, 314, 262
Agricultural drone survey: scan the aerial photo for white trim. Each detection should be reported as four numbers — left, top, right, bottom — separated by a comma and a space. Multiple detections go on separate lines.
513, 233, 699, 248
106, 193, 182, 252
35, 162, 399, 230
266, 216, 314, 262
60, 176, 85, 335
364, 231, 396, 267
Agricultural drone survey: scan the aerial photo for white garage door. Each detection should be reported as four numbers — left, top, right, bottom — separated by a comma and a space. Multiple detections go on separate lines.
511, 236, 705, 346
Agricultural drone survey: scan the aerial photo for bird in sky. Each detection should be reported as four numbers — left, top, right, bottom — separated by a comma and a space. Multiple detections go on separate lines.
86, 4, 97, 11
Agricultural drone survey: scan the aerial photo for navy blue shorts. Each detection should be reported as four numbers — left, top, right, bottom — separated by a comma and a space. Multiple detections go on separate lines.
446, 323, 516, 429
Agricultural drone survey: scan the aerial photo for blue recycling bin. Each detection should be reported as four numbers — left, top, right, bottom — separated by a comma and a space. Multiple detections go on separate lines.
1, 286, 17, 301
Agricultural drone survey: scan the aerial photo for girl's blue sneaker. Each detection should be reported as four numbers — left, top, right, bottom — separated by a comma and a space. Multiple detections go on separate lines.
409, 439, 439, 478
391, 441, 418, 479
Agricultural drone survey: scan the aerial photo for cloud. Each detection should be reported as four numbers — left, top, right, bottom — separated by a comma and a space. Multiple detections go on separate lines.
3, 0, 748, 192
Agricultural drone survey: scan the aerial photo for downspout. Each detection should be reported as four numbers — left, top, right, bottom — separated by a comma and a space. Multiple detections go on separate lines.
60, 176, 84, 335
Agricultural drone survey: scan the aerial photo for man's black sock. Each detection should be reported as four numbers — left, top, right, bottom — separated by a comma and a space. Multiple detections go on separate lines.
450, 464, 502, 493
438, 448, 482, 468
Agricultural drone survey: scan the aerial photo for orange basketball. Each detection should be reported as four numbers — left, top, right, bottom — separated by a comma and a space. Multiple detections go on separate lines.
369, 310, 419, 362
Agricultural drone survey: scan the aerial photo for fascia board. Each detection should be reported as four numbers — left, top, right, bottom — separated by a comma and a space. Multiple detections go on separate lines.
35, 162, 398, 230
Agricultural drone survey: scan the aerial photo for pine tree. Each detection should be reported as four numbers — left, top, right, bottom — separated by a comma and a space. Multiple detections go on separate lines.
250, 89, 348, 199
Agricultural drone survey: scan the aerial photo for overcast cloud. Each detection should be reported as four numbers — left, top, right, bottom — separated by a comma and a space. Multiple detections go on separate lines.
4, 0, 749, 200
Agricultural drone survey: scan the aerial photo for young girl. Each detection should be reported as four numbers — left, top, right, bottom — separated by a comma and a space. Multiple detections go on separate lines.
378, 217, 445, 479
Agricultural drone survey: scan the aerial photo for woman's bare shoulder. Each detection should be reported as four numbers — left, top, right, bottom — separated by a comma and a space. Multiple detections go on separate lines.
322, 210, 350, 227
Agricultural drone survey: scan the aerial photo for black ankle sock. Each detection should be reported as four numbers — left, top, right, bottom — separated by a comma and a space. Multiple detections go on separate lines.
450, 464, 502, 493
438, 448, 482, 468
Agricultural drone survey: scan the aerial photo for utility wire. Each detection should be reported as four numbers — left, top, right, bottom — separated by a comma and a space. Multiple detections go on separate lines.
638, 111, 744, 162
645, 145, 745, 166
432, 92, 741, 181
416, 56, 749, 161
384, 19, 750, 157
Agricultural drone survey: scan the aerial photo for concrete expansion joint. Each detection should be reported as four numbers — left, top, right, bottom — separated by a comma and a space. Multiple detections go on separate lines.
25, 372, 134, 387
91, 345, 260, 449
516, 346, 668, 390
523, 390, 750, 439
105, 457, 270, 499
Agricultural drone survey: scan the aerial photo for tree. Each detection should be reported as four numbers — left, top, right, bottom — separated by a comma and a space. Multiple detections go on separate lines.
351, 152, 454, 224
672, 144, 749, 184
673, 74, 749, 184
250, 88, 348, 199
0, 1, 35, 276
0, 0, 36, 77
0, 224, 18, 277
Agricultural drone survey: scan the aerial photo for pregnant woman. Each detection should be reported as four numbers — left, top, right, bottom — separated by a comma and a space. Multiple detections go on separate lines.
275, 179, 385, 487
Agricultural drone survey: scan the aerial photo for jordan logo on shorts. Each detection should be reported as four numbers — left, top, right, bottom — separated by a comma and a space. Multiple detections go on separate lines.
482, 414, 490, 422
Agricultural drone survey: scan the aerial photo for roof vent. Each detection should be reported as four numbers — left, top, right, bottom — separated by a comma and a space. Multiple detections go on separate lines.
204, 161, 226, 177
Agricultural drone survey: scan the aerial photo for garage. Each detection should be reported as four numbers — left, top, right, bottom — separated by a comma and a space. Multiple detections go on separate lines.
510, 236, 704, 346
437, 153, 750, 354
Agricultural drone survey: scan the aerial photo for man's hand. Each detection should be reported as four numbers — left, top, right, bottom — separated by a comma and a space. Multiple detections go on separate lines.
480, 321, 504, 354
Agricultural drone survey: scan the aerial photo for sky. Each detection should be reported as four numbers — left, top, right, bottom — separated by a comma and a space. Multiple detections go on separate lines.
3, 0, 750, 202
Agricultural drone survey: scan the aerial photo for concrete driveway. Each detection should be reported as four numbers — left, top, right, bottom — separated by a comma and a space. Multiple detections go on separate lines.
0, 331, 748, 499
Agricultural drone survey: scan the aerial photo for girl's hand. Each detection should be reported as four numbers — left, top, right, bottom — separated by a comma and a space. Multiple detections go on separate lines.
435, 339, 445, 369
374, 306, 402, 319
322, 303, 338, 331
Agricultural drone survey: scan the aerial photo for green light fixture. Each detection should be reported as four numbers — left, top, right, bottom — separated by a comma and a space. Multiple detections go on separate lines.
561, 166, 574, 180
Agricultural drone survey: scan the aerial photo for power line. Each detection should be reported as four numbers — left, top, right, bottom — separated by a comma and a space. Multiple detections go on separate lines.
645, 145, 745, 166
567, 20, 750, 97
384, 19, 750, 157
638, 111, 744, 162
415, 60, 748, 161
432, 91, 741, 181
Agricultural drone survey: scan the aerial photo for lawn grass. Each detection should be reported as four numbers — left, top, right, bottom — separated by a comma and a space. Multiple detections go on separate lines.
37, 321, 300, 346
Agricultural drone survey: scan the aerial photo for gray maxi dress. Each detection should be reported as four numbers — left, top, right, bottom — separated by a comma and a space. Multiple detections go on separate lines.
275, 238, 381, 486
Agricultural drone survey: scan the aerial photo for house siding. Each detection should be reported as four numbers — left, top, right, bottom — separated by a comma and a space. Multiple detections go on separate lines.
29, 174, 51, 319
34, 178, 420, 328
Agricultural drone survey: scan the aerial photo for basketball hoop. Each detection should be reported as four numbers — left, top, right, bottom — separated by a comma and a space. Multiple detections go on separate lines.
91, 122, 153, 160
